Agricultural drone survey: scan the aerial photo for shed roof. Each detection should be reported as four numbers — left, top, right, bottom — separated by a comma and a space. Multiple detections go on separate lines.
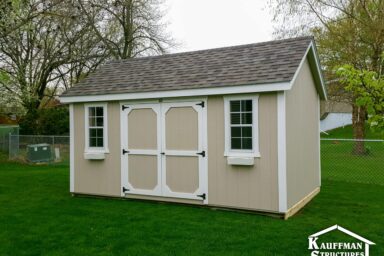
62, 36, 325, 100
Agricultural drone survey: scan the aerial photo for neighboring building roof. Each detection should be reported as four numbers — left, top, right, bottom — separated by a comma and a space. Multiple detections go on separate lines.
61, 36, 327, 102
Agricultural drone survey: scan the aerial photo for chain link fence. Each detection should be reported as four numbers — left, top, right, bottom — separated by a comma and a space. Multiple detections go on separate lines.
9, 135, 69, 164
321, 138, 384, 186
0, 125, 19, 152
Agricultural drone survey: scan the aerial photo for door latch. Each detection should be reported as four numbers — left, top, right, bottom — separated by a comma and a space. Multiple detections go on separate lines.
197, 193, 206, 200
196, 151, 205, 157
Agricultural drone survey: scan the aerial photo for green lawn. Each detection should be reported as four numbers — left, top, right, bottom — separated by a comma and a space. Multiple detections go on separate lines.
321, 124, 382, 139
0, 160, 383, 255
321, 140, 384, 185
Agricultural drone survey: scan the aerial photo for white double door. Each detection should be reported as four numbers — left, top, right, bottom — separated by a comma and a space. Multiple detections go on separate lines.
120, 100, 207, 202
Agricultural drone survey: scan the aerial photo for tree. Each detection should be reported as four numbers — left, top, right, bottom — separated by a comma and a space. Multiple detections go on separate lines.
0, 1, 105, 114
77, 0, 173, 59
270, 0, 384, 153
337, 65, 384, 141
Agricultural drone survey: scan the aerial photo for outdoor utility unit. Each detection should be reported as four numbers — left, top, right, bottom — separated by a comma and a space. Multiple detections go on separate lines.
27, 143, 52, 163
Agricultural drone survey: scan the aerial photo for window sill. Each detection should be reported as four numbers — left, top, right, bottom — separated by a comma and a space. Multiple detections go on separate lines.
224, 151, 261, 158
84, 150, 108, 160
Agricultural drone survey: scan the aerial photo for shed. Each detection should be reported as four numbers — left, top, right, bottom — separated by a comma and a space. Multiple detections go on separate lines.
60, 36, 327, 219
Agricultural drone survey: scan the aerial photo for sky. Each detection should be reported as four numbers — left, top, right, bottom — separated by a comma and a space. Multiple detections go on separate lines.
165, 0, 274, 53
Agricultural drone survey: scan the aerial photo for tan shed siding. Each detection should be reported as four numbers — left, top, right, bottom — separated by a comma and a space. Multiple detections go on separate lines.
73, 102, 121, 196
207, 94, 279, 212
286, 59, 320, 209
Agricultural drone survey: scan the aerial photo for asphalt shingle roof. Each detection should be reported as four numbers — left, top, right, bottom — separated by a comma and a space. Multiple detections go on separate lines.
62, 36, 313, 97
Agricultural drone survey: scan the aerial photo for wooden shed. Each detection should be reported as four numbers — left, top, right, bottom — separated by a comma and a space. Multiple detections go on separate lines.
60, 36, 327, 218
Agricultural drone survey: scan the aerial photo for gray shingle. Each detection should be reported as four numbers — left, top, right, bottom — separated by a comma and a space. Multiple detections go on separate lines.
62, 36, 313, 97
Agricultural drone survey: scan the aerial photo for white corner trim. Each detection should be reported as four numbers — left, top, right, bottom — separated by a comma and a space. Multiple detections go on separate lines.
60, 82, 290, 103
318, 94, 321, 187
223, 95, 260, 158
84, 103, 109, 154
277, 91, 287, 213
69, 104, 75, 193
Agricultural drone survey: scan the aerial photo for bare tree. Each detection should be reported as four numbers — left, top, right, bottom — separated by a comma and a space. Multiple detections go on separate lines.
77, 0, 174, 59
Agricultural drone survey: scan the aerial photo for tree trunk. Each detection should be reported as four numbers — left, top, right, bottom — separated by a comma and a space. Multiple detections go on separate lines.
352, 104, 367, 155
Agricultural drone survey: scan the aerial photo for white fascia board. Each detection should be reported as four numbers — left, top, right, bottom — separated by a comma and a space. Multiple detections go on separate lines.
60, 82, 290, 103
290, 42, 327, 100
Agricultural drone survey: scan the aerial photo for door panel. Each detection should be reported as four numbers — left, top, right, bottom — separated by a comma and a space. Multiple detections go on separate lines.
162, 102, 205, 200
128, 108, 157, 149
165, 107, 199, 151
165, 156, 199, 193
128, 155, 158, 190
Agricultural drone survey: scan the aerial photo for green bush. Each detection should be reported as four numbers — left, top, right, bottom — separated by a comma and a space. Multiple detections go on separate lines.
19, 107, 69, 135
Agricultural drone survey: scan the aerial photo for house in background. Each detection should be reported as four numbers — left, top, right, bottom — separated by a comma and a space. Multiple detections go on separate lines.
320, 100, 352, 132
60, 37, 327, 219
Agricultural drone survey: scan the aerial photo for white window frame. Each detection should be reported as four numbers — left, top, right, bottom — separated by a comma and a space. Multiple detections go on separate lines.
84, 103, 109, 153
224, 95, 260, 158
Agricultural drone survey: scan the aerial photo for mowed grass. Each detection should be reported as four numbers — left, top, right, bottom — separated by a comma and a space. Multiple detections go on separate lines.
321, 140, 384, 185
0, 160, 383, 255
321, 124, 382, 139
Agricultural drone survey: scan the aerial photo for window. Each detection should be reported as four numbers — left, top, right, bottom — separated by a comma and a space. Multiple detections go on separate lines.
224, 96, 259, 157
85, 104, 108, 153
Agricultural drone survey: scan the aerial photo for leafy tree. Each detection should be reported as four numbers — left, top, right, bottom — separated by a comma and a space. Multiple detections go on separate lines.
337, 65, 384, 142
270, 0, 384, 153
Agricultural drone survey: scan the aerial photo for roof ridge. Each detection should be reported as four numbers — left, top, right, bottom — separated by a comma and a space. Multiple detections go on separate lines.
108, 36, 314, 64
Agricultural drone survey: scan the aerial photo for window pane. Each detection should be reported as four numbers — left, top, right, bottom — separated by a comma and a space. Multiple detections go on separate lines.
89, 107, 96, 117
96, 107, 104, 116
230, 101, 240, 112
231, 138, 241, 149
89, 137, 97, 147
97, 138, 104, 147
241, 100, 252, 112
231, 127, 241, 137
242, 113, 252, 125
89, 117, 96, 126
242, 138, 252, 149
230, 113, 241, 124
242, 127, 252, 137
96, 128, 103, 137
96, 117, 103, 126
90, 128, 97, 137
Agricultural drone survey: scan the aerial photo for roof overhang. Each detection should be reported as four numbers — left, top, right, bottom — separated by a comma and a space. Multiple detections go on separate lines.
60, 40, 327, 104
289, 41, 327, 100
60, 81, 291, 103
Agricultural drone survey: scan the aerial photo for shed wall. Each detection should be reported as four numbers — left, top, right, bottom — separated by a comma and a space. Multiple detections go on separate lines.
207, 94, 279, 212
285, 59, 320, 209
73, 102, 121, 197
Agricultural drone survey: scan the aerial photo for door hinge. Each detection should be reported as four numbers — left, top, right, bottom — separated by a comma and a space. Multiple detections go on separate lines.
197, 193, 206, 200
122, 187, 130, 193
122, 149, 129, 155
122, 105, 129, 111
196, 150, 205, 157
196, 101, 205, 108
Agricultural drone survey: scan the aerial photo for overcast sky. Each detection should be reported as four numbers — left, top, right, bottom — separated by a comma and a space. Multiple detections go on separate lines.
165, 0, 274, 53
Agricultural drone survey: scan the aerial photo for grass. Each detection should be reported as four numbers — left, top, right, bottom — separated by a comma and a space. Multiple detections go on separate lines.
321, 140, 384, 185
0, 158, 383, 255
321, 124, 382, 139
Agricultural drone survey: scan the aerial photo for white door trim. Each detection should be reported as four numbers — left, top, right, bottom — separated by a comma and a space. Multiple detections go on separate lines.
120, 103, 162, 197
120, 99, 208, 203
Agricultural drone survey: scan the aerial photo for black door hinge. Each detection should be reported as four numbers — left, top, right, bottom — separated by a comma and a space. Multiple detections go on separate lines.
197, 193, 206, 200
122, 149, 129, 155
122, 187, 130, 193
196, 101, 205, 108
196, 151, 205, 157
122, 105, 129, 111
